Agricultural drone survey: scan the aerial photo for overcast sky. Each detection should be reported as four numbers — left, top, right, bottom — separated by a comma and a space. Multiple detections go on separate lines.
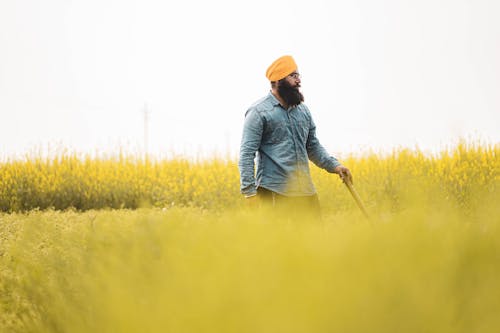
1, 0, 499, 159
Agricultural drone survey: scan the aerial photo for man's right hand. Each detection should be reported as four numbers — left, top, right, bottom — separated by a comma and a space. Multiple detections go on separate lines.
334, 165, 353, 184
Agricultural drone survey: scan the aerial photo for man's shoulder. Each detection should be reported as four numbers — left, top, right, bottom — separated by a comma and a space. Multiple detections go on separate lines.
297, 103, 311, 113
246, 94, 276, 115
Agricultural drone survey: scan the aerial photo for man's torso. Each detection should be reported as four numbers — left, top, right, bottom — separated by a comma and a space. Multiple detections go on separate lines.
248, 93, 316, 196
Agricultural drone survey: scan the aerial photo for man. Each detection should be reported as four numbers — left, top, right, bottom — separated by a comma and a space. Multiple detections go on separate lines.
238, 55, 352, 215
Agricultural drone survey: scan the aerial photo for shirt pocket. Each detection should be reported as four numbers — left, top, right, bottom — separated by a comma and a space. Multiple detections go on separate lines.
269, 125, 288, 144
264, 118, 288, 144
296, 120, 310, 141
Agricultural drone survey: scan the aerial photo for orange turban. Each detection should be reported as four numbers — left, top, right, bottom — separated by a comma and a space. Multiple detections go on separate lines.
265, 55, 297, 81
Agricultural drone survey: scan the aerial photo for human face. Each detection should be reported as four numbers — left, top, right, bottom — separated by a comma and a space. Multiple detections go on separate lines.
277, 72, 304, 107
284, 71, 301, 88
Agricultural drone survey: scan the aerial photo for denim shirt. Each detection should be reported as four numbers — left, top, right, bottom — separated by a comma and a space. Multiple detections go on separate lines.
239, 92, 341, 197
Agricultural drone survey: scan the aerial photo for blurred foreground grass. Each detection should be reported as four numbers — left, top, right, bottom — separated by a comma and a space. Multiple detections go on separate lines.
1, 205, 499, 333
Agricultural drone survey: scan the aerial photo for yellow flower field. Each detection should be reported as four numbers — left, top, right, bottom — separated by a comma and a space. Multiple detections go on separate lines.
0, 141, 499, 332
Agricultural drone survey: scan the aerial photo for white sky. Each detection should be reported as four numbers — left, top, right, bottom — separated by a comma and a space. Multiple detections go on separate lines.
1, 0, 499, 159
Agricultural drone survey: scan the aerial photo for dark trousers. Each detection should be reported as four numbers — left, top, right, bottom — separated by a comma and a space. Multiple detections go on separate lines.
257, 187, 321, 220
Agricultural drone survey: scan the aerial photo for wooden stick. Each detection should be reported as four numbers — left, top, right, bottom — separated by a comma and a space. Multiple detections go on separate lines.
343, 179, 370, 220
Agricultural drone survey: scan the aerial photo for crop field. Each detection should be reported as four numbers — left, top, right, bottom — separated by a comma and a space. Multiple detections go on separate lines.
0, 141, 499, 332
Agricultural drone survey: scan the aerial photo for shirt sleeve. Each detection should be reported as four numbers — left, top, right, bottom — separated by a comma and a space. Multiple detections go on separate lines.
305, 111, 341, 173
238, 108, 264, 196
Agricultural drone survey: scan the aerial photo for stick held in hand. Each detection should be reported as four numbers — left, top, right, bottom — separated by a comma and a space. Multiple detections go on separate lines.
343, 178, 370, 220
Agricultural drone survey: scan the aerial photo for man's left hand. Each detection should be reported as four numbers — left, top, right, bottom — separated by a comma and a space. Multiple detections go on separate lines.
334, 165, 353, 184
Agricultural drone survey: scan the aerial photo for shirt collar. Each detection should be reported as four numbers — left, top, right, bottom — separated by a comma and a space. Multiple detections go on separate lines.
268, 91, 281, 107
268, 91, 302, 112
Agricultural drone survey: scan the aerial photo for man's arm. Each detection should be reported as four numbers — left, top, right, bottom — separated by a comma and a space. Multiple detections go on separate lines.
306, 115, 341, 172
238, 109, 264, 197
305, 113, 353, 183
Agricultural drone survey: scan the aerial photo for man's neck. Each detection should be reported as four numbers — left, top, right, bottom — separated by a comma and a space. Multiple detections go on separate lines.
271, 89, 288, 109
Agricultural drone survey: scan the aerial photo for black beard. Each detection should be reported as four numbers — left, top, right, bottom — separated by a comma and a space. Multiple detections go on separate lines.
277, 79, 304, 108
